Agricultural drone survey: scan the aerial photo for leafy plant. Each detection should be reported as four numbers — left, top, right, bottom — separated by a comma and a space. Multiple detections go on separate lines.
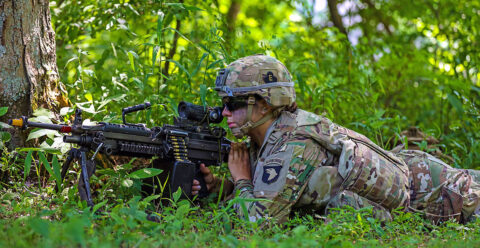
0, 107, 11, 149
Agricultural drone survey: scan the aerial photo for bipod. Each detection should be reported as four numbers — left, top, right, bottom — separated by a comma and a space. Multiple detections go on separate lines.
56, 147, 96, 207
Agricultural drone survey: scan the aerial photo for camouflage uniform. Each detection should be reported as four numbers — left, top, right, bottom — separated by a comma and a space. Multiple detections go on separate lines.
215, 54, 480, 223
233, 110, 480, 223
233, 109, 402, 222
397, 150, 480, 223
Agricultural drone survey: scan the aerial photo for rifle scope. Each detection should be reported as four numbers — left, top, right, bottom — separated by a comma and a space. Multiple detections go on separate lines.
178, 102, 223, 124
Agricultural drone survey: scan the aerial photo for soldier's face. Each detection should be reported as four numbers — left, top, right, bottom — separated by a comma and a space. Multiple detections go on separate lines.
222, 98, 265, 135
222, 105, 248, 130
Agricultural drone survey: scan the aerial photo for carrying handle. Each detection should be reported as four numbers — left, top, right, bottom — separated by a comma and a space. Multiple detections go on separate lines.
122, 102, 151, 125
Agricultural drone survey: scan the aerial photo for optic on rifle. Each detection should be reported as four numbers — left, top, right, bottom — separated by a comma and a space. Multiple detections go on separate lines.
177, 101, 223, 124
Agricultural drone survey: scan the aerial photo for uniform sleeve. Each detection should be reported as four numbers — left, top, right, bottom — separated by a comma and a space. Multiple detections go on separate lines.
232, 137, 327, 223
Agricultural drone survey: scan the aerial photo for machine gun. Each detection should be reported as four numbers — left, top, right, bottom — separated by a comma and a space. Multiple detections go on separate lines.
9, 102, 230, 206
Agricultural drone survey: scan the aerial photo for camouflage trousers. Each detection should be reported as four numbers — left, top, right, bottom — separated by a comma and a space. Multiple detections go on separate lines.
324, 150, 480, 223
398, 150, 480, 223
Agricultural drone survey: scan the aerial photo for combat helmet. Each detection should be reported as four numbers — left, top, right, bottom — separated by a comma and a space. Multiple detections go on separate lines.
215, 54, 296, 137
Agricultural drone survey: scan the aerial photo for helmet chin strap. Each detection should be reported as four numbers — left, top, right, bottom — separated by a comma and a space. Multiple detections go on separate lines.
233, 96, 274, 138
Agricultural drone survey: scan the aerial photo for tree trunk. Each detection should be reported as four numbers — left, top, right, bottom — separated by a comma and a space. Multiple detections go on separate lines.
225, 0, 242, 48
0, 0, 66, 148
327, 0, 348, 36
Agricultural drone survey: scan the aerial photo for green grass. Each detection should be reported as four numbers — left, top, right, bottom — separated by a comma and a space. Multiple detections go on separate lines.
2, 188, 480, 247
1, 0, 480, 246
1, 148, 480, 248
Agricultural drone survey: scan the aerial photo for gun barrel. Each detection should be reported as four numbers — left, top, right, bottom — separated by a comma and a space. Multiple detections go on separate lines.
9, 116, 73, 133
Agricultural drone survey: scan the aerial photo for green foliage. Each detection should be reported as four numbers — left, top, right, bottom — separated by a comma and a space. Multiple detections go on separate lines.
0, 107, 11, 149
48, 0, 479, 169
1, 0, 480, 246
2, 186, 480, 247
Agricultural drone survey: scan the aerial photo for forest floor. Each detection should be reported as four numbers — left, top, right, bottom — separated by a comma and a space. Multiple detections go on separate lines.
1, 176, 480, 248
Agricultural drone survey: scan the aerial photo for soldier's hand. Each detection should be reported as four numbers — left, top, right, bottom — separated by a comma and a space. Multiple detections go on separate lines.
228, 142, 251, 182
192, 163, 216, 195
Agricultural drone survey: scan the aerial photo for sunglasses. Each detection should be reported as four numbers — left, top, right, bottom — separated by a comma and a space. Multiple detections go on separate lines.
222, 98, 249, 112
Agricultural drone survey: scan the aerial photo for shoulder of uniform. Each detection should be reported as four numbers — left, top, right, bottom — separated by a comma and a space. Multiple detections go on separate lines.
295, 109, 324, 126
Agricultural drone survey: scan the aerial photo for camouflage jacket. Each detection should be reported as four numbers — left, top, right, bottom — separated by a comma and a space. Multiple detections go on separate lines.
233, 109, 401, 222
233, 109, 480, 223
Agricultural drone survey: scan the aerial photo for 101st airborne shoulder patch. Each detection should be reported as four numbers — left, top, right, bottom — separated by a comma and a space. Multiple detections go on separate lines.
262, 165, 282, 184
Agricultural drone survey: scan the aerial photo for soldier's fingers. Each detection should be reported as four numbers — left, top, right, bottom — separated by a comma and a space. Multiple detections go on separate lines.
199, 163, 211, 174
193, 179, 200, 186
192, 185, 201, 191
204, 173, 214, 185
239, 143, 247, 160
228, 144, 234, 162
200, 164, 213, 182
231, 143, 238, 161
192, 190, 199, 195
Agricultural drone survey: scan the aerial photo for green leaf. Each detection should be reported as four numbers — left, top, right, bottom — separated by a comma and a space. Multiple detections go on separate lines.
200, 84, 207, 108
52, 155, 62, 191
60, 107, 73, 116
93, 200, 108, 214
472, 85, 480, 94
142, 194, 161, 204
172, 187, 182, 203
152, 45, 160, 67
183, 4, 204, 12
156, 11, 164, 46
29, 218, 50, 238
128, 51, 135, 72
129, 168, 163, 179
207, 59, 225, 69
132, 77, 144, 91
19, 147, 61, 154
175, 204, 191, 218
164, 27, 201, 51
122, 179, 133, 188
29, 116, 53, 124
76, 102, 100, 114
164, 3, 185, 10
0, 131, 11, 143
0, 122, 11, 128
27, 129, 58, 141
191, 53, 208, 77
38, 152, 55, 180
24, 151, 33, 182
33, 108, 55, 119
447, 93, 464, 115
166, 59, 191, 79
0, 107, 8, 117
64, 56, 79, 69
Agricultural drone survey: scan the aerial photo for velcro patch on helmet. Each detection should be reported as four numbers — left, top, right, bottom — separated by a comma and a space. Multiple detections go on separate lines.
260, 69, 278, 84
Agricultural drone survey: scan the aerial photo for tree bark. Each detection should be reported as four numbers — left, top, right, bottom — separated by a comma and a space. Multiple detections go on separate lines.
0, 0, 66, 148
327, 0, 348, 36
162, 18, 181, 78
225, 0, 241, 47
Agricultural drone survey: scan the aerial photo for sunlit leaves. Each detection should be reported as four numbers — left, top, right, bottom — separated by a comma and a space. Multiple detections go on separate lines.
128, 168, 163, 179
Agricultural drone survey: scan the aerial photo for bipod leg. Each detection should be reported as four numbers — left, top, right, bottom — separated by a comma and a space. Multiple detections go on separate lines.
56, 148, 77, 193
78, 151, 94, 207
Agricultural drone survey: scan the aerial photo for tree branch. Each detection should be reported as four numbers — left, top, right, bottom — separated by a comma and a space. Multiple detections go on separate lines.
162, 18, 181, 77
360, 0, 392, 35
327, 0, 347, 35
225, 0, 242, 46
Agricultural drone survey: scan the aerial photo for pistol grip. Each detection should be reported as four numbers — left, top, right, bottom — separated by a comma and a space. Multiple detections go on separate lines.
194, 168, 209, 198
170, 161, 196, 197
